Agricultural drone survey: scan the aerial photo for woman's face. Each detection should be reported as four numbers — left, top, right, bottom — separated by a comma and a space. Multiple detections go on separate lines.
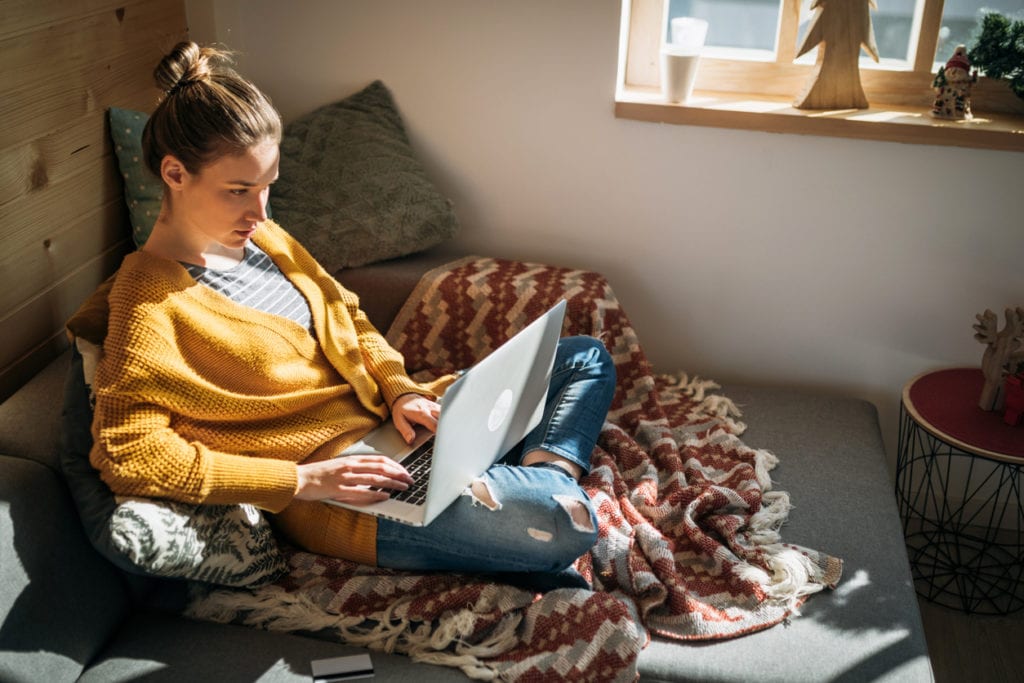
171, 139, 280, 251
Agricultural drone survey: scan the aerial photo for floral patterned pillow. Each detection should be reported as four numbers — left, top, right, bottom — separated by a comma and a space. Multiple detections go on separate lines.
109, 496, 285, 586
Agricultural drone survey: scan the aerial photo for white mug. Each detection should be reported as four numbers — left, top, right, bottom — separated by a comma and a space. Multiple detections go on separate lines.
662, 17, 708, 104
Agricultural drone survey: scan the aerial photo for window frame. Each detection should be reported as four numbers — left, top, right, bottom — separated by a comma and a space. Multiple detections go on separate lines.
616, 0, 1024, 152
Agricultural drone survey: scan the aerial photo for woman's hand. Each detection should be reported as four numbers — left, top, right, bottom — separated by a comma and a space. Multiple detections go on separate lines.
294, 455, 414, 505
391, 393, 441, 444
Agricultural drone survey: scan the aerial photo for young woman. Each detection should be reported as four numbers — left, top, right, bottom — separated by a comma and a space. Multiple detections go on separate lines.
84, 42, 615, 588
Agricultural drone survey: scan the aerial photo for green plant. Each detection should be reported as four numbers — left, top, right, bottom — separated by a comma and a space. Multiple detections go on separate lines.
968, 12, 1024, 100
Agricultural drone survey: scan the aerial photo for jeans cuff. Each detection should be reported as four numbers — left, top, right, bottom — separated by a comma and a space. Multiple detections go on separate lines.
526, 461, 576, 477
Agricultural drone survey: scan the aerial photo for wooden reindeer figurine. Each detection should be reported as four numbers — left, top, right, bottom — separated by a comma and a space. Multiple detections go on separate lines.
794, 0, 879, 109
974, 306, 1024, 411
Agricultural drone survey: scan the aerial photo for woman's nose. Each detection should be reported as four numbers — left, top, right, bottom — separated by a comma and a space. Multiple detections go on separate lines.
250, 191, 269, 221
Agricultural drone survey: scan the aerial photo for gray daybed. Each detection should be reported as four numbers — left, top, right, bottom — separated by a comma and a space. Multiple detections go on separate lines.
2, 0, 932, 676
1, 248, 933, 682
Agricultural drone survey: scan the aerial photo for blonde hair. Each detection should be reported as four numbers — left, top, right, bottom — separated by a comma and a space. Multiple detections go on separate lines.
142, 42, 281, 178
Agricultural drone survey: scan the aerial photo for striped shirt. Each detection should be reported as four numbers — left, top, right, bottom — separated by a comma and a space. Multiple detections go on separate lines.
182, 243, 314, 334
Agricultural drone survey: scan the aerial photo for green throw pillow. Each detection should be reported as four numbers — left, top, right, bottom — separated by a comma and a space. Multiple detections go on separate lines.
271, 80, 459, 269
108, 107, 163, 248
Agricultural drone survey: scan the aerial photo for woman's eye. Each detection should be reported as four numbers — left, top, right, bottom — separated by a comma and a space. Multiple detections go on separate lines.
229, 189, 248, 196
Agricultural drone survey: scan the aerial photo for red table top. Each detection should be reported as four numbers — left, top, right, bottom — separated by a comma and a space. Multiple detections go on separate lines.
904, 368, 1024, 462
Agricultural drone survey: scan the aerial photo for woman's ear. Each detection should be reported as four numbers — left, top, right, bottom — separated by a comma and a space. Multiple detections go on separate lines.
160, 155, 188, 191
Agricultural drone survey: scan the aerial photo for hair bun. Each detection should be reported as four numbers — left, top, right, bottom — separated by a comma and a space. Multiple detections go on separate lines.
142, 41, 280, 178
154, 41, 233, 96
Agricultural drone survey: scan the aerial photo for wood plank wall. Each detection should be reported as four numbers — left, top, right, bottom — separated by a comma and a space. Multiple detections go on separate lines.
0, 0, 187, 401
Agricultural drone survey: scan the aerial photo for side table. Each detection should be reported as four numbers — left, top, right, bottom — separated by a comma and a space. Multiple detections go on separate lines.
895, 367, 1024, 614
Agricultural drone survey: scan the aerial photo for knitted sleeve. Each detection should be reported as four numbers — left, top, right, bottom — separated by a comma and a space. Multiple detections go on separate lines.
90, 391, 298, 512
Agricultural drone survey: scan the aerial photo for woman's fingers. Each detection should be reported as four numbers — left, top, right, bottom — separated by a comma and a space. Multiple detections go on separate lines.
294, 455, 413, 501
331, 487, 391, 505
340, 454, 413, 485
391, 394, 441, 442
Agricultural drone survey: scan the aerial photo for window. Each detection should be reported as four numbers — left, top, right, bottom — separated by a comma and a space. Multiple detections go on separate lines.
617, 0, 1024, 152
667, 0, 781, 54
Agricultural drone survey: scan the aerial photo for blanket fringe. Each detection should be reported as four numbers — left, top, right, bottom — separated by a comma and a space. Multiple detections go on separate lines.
740, 489, 827, 613
747, 490, 791, 543
763, 546, 827, 611
184, 584, 521, 680
661, 372, 747, 434
752, 448, 780, 492
666, 373, 721, 403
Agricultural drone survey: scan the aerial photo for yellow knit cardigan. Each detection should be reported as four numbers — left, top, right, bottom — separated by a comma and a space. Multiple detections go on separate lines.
67, 221, 447, 564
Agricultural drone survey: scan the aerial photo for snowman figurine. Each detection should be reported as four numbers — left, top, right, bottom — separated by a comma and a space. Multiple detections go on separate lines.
931, 45, 978, 120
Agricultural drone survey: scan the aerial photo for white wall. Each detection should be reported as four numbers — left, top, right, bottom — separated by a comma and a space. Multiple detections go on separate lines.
187, 0, 1022, 465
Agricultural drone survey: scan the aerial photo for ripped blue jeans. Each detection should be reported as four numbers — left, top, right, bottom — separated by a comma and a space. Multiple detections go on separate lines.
376, 336, 616, 588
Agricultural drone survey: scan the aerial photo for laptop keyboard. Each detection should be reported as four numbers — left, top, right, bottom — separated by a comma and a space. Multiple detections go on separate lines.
371, 439, 434, 505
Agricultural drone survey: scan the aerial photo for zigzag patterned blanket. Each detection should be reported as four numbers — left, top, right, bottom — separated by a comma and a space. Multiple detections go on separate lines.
186, 257, 842, 681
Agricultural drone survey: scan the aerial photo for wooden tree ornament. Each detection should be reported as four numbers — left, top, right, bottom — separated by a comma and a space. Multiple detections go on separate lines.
974, 306, 1024, 411
794, 0, 879, 109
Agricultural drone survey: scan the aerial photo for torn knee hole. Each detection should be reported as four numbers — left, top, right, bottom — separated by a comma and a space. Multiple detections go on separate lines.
468, 478, 501, 510
554, 495, 595, 532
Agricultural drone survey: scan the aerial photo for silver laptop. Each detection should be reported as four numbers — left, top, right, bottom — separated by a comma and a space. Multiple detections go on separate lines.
326, 300, 567, 526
